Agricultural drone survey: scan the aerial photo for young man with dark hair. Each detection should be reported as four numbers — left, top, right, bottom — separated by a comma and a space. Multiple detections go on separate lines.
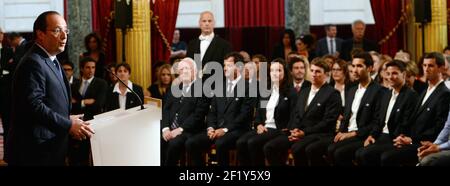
380, 52, 450, 166
327, 52, 387, 166
355, 60, 419, 166
264, 58, 341, 166
69, 57, 108, 166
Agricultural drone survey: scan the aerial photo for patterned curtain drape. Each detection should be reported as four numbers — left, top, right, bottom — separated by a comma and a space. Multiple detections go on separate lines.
150, 0, 180, 63
91, 0, 115, 64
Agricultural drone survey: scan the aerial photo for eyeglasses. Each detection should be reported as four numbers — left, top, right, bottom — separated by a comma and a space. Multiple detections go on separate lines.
63, 68, 73, 71
47, 27, 70, 36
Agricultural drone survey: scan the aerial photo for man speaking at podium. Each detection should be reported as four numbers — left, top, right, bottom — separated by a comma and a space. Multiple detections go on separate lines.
6, 11, 94, 166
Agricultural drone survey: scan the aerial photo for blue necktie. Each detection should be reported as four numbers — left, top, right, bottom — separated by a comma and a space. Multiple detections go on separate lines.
53, 59, 64, 80
80, 80, 89, 97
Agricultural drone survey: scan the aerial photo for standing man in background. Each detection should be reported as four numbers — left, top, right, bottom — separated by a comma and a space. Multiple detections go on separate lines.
186, 11, 232, 78
316, 25, 343, 57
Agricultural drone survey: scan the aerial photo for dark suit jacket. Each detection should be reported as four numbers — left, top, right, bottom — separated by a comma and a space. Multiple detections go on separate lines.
7, 44, 72, 165
0, 46, 13, 78
147, 84, 165, 100
207, 79, 256, 132
186, 35, 232, 67
339, 81, 387, 138
341, 38, 379, 61
254, 87, 297, 130
408, 82, 450, 143
0, 46, 13, 106
315, 37, 344, 57
162, 80, 210, 133
290, 84, 342, 135
370, 86, 419, 139
105, 83, 144, 111
71, 77, 108, 120
12, 40, 30, 70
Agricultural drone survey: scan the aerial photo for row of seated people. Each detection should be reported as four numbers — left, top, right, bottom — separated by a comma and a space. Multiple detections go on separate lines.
161, 51, 450, 166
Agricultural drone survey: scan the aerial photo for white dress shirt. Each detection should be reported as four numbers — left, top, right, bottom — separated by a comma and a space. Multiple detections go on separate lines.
293, 80, 304, 90
348, 84, 367, 132
335, 84, 346, 107
79, 76, 94, 95
265, 86, 279, 129
227, 75, 242, 94
327, 37, 336, 54
113, 81, 133, 110
383, 89, 399, 134
199, 32, 215, 62
307, 86, 320, 107
422, 80, 444, 106
68, 76, 74, 85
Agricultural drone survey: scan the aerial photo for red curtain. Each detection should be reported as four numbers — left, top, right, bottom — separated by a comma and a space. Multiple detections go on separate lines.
224, 0, 285, 56
91, 0, 115, 64
151, 0, 180, 63
370, 0, 404, 56
225, 0, 285, 28
448, 0, 450, 44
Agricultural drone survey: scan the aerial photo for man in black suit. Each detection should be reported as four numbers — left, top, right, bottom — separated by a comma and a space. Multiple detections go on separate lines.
289, 56, 311, 94
264, 58, 341, 166
71, 57, 107, 120
68, 57, 107, 166
61, 60, 79, 86
316, 25, 344, 58
355, 60, 419, 166
341, 20, 379, 61
7, 11, 94, 166
327, 52, 387, 166
186, 11, 232, 76
186, 52, 255, 166
0, 27, 14, 147
8, 32, 29, 67
0, 32, 29, 158
161, 57, 210, 166
380, 52, 450, 166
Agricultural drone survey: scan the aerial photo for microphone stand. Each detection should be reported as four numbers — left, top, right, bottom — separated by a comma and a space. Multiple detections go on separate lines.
105, 67, 145, 110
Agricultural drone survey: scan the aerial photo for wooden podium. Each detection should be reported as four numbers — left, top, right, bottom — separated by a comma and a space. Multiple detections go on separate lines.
89, 103, 161, 166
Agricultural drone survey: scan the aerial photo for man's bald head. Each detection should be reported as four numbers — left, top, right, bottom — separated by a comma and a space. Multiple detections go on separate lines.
198, 11, 215, 36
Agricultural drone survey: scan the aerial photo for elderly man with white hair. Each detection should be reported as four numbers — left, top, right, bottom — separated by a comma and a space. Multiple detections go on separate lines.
160, 57, 210, 166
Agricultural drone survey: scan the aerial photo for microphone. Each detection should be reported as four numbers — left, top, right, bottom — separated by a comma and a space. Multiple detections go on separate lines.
105, 67, 145, 110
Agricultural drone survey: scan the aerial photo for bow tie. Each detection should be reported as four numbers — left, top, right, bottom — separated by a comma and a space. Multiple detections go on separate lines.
199, 35, 211, 41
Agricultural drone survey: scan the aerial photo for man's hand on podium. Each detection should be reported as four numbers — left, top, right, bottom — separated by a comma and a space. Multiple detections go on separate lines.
69, 114, 95, 141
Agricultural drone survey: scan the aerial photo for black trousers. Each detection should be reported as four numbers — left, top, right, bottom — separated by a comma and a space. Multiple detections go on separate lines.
8, 136, 68, 166
292, 134, 334, 166
355, 134, 393, 166
161, 132, 193, 166
67, 138, 91, 166
264, 133, 333, 166
380, 143, 419, 166
236, 129, 281, 166
185, 129, 246, 166
327, 136, 364, 166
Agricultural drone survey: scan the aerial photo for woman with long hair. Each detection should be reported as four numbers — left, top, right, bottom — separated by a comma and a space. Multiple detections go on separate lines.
236, 58, 296, 166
